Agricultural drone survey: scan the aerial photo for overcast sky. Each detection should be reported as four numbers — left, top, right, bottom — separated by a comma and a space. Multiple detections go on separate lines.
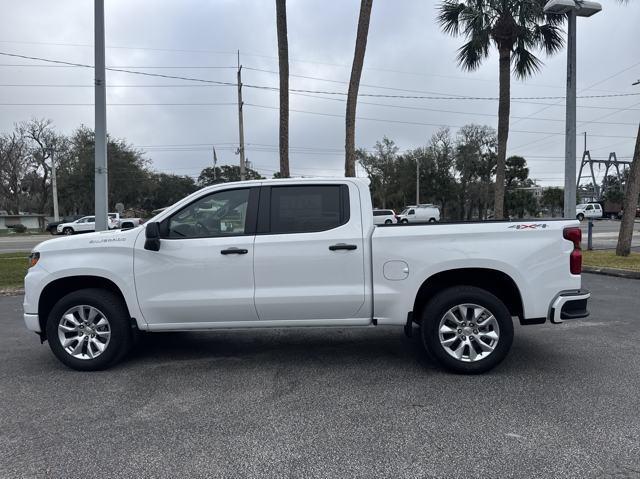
1, 0, 639, 186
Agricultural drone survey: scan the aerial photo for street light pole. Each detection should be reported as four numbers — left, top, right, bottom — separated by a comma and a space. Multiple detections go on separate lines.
564, 9, 577, 219
94, 0, 108, 231
543, 0, 601, 219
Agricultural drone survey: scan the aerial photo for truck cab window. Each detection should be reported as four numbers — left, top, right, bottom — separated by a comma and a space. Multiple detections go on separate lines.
167, 188, 250, 239
269, 185, 348, 234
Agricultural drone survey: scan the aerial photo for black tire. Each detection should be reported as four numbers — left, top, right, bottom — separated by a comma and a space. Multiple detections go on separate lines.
428, 218, 437, 223
401, 219, 409, 224
46, 288, 133, 371
420, 286, 514, 374
384, 219, 392, 224
63, 227, 74, 235
576, 213, 584, 221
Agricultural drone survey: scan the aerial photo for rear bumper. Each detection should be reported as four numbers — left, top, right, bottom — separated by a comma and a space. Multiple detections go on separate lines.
548, 289, 591, 324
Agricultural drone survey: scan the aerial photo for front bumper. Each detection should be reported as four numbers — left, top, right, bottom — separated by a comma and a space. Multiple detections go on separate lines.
24, 313, 41, 333
549, 289, 591, 324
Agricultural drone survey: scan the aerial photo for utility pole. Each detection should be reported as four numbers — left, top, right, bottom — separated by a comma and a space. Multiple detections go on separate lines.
563, 9, 577, 219
236, 50, 246, 181
94, 0, 108, 231
415, 156, 420, 205
212, 146, 217, 181
50, 150, 59, 222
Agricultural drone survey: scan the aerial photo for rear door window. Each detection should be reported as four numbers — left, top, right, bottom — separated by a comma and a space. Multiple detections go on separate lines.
265, 185, 349, 234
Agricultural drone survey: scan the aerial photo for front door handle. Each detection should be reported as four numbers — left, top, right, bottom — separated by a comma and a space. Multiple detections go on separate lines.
329, 243, 357, 251
220, 248, 248, 255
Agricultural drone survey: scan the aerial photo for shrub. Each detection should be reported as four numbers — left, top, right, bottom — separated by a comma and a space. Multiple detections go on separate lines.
12, 224, 27, 233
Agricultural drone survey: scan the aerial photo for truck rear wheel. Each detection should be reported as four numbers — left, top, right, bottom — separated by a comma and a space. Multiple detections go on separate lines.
46, 288, 133, 371
576, 213, 584, 221
420, 286, 513, 374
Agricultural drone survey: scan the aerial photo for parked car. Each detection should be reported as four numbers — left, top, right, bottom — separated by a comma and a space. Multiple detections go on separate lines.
46, 215, 83, 235
56, 216, 96, 235
373, 209, 397, 225
398, 204, 441, 223
56, 214, 119, 235
575, 203, 603, 221
619, 207, 640, 218
108, 213, 120, 229
24, 178, 589, 374
119, 218, 144, 229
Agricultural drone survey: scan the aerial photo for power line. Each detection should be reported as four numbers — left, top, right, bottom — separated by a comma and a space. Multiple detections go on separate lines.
244, 102, 638, 139
2, 51, 639, 101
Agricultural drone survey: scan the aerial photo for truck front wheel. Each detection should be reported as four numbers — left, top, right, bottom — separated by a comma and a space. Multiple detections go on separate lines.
420, 286, 513, 374
46, 288, 133, 371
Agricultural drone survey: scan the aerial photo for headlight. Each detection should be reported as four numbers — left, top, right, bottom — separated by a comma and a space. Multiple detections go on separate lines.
28, 252, 40, 268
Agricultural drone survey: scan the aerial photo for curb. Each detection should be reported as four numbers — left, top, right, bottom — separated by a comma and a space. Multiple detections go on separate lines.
0, 288, 24, 296
583, 266, 640, 280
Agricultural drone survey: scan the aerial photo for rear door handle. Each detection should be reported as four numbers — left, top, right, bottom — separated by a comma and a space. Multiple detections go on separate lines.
220, 248, 248, 255
329, 243, 357, 251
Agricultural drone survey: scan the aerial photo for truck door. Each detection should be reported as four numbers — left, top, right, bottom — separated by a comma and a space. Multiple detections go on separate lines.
253, 183, 366, 321
133, 186, 259, 327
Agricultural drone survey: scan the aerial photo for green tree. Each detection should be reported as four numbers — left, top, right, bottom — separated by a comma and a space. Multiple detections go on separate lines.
345, 0, 374, 177
198, 165, 263, 187
541, 187, 563, 217
454, 124, 496, 220
505, 156, 532, 189
357, 137, 399, 209
505, 189, 538, 219
55, 126, 151, 215
143, 173, 197, 211
437, 0, 564, 219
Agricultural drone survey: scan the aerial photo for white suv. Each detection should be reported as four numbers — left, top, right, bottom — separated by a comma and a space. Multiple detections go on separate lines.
398, 204, 441, 223
373, 209, 397, 225
575, 203, 602, 221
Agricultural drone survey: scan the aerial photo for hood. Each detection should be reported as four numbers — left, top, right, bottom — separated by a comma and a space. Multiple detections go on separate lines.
32, 227, 143, 253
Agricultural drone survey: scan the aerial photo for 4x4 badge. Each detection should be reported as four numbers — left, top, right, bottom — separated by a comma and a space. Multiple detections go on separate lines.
508, 224, 548, 229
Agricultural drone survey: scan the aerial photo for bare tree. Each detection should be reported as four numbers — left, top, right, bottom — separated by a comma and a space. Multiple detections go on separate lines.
19, 119, 65, 215
276, 0, 290, 177
0, 130, 29, 214
616, 123, 640, 256
345, 0, 373, 177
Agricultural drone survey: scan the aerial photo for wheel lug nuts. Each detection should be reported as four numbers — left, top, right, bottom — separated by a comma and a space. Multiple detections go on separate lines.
457, 329, 462, 334
460, 335, 466, 340
474, 329, 478, 334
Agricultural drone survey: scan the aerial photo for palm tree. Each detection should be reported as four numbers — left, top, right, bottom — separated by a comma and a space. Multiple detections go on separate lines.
616, 124, 640, 256
276, 0, 290, 177
615, 0, 639, 256
437, 0, 564, 219
345, 0, 373, 177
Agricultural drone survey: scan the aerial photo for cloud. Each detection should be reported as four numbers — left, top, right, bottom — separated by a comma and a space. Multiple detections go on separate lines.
1, 0, 638, 186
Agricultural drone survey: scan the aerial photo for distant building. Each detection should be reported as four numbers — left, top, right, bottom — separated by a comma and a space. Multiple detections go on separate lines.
0, 214, 46, 231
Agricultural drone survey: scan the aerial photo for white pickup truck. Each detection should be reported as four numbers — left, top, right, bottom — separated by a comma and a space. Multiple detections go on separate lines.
23, 178, 589, 373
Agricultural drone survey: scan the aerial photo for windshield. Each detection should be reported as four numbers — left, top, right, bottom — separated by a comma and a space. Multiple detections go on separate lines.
576, 204, 586, 209
400, 209, 409, 215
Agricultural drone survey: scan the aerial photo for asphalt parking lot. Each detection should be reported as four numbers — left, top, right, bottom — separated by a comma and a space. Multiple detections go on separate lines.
1, 273, 639, 478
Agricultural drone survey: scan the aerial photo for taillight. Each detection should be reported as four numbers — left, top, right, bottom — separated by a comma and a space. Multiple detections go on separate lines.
563, 227, 582, 274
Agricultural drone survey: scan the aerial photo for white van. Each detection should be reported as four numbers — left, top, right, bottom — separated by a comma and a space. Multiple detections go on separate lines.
398, 204, 440, 223
373, 209, 398, 225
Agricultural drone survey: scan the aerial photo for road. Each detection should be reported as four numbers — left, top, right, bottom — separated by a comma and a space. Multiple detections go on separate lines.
1, 273, 639, 478
0, 234, 52, 254
2, 219, 639, 254
579, 218, 640, 250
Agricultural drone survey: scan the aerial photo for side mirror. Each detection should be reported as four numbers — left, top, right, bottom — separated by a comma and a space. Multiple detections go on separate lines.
144, 222, 161, 251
